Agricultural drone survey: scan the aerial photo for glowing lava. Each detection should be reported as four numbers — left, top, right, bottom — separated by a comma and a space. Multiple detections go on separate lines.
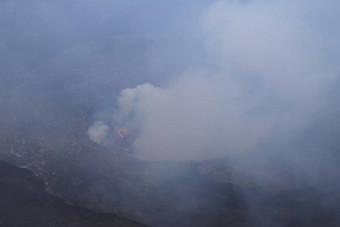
118, 127, 129, 143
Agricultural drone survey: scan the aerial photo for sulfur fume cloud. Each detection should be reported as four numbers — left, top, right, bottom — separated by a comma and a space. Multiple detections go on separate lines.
91, 0, 340, 161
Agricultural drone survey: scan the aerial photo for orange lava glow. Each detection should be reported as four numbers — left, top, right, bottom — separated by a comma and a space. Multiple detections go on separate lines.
118, 127, 129, 142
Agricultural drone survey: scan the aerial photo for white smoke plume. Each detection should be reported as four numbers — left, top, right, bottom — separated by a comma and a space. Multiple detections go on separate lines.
108, 1, 339, 161
87, 121, 109, 145
87, 0, 339, 162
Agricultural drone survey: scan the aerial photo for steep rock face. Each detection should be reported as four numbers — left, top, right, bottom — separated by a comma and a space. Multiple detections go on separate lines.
0, 160, 146, 226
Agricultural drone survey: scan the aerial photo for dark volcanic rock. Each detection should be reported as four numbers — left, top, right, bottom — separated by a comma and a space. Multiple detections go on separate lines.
0, 160, 145, 227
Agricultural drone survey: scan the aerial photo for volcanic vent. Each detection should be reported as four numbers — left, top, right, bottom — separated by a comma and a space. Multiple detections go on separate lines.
86, 101, 137, 155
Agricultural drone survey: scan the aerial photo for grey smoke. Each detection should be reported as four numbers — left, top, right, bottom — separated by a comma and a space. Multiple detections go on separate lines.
93, 0, 339, 161
88, 121, 109, 145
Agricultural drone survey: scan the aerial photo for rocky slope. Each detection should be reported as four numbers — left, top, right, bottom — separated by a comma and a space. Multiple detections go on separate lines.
0, 160, 145, 226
